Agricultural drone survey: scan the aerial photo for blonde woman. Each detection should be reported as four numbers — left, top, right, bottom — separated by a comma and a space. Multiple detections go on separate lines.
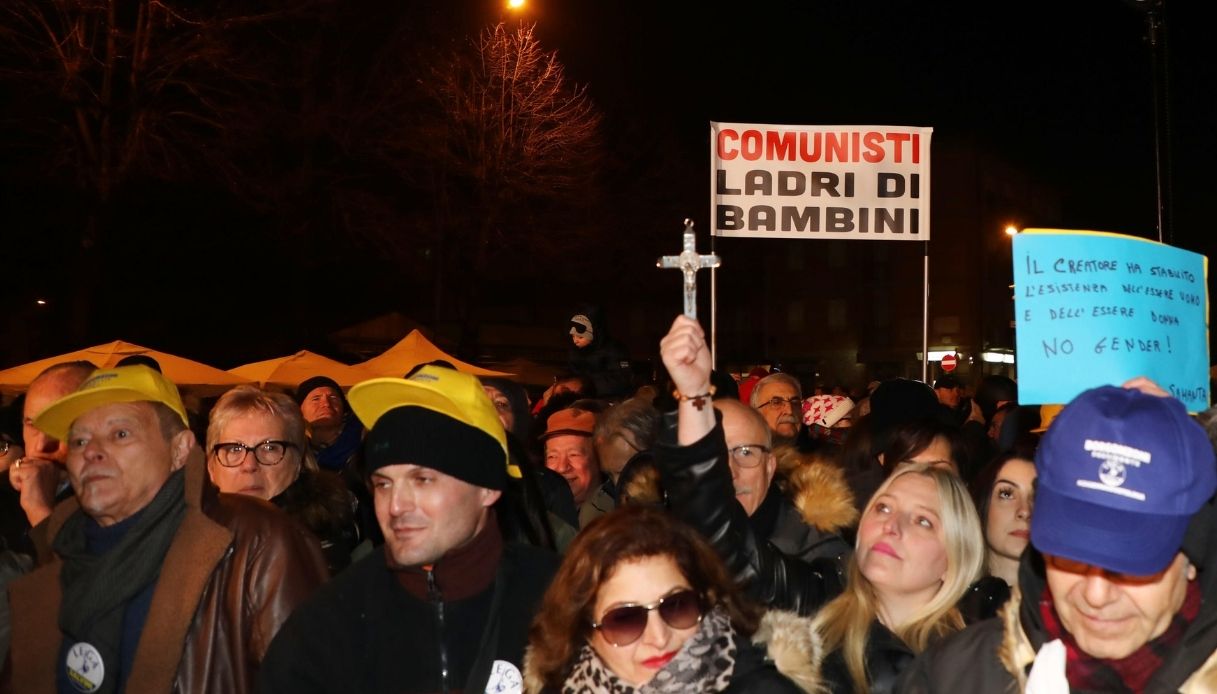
812, 462, 984, 693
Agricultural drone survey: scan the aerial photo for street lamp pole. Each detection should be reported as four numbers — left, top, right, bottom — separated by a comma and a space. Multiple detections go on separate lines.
1128, 0, 1171, 244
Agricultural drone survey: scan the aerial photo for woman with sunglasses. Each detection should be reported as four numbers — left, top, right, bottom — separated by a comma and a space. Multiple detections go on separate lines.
206, 385, 359, 574
524, 505, 816, 692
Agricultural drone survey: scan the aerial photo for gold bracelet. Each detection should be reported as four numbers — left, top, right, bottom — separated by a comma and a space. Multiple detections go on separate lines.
673, 385, 716, 411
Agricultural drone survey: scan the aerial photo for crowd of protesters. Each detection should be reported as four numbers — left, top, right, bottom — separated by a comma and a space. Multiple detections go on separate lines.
1, 306, 1216, 693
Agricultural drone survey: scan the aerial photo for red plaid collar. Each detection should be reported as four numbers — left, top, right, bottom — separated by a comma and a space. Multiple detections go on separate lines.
1039, 576, 1200, 693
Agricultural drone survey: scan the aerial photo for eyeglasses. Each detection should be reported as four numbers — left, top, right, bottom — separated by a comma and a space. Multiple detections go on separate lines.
590, 589, 703, 647
211, 440, 295, 467
758, 396, 801, 411
0, 439, 10, 456
728, 444, 770, 468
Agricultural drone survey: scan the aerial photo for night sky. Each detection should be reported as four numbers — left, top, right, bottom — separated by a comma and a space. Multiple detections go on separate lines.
540, 0, 1210, 246
1, 0, 1212, 370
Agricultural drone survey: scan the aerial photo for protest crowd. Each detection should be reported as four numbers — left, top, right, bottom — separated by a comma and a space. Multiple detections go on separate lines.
2, 305, 1217, 694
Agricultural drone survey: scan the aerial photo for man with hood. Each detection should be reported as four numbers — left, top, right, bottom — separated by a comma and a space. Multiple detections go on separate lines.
901, 381, 1217, 692
566, 305, 632, 400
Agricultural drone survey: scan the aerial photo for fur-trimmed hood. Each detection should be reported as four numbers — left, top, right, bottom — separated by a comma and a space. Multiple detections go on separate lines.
751, 609, 828, 693
774, 447, 858, 533
522, 610, 826, 693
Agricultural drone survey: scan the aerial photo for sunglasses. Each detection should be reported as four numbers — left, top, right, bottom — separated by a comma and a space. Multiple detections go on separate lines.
589, 589, 703, 647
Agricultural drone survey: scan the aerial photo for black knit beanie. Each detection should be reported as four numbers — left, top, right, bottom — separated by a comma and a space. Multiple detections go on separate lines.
295, 376, 344, 405
363, 406, 506, 491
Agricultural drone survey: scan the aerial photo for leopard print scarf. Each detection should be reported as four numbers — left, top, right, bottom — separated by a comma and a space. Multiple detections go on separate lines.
563, 607, 737, 693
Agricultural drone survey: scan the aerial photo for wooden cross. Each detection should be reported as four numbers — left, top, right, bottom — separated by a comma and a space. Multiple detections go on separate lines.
657, 219, 720, 319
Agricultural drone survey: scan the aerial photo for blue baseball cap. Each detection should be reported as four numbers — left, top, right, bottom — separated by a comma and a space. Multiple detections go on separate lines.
1031, 385, 1216, 576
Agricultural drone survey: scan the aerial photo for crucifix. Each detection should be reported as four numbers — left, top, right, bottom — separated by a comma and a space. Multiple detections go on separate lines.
656, 218, 720, 320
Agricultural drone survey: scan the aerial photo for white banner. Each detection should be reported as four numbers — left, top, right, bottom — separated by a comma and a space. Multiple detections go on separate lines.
710, 123, 932, 240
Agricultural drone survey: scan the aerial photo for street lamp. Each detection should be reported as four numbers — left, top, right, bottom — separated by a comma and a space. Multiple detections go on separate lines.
1004, 224, 1018, 237
507, 0, 525, 9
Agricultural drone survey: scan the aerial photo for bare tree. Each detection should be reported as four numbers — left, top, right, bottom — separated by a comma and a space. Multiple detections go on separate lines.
353, 21, 604, 337
0, 0, 314, 246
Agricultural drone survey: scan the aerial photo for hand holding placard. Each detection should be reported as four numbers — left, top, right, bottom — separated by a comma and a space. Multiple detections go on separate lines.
1013, 230, 1209, 411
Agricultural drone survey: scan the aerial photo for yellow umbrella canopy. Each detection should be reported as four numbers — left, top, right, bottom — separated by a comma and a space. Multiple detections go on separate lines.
357, 330, 513, 379
0, 340, 251, 396
230, 350, 376, 389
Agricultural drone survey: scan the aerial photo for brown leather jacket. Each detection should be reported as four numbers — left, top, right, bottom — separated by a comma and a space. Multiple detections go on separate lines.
3, 456, 329, 694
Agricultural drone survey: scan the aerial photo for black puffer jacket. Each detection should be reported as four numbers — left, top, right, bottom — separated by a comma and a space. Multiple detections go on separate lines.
900, 531, 1217, 693
655, 413, 844, 616
272, 469, 360, 575
820, 620, 914, 694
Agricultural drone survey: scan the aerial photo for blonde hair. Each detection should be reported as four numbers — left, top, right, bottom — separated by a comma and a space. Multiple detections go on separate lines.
811, 463, 984, 693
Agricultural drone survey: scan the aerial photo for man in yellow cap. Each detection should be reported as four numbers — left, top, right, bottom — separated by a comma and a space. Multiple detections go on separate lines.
4, 365, 328, 694
260, 366, 559, 694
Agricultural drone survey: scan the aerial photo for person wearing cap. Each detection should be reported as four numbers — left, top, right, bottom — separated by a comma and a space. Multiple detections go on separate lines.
900, 382, 1217, 692
3, 365, 328, 694
542, 405, 615, 527
259, 366, 559, 694
566, 304, 633, 400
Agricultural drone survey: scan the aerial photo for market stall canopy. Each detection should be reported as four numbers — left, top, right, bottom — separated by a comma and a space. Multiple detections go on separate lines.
357, 330, 513, 378
487, 357, 565, 388
0, 340, 251, 396
230, 350, 376, 389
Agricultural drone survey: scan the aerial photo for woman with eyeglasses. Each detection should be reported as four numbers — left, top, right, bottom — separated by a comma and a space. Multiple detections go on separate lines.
523, 505, 815, 693
206, 385, 359, 574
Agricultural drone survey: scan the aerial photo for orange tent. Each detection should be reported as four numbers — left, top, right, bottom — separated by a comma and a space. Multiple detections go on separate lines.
230, 350, 376, 389
0, 340, 251, 396
357, 330, 513, 378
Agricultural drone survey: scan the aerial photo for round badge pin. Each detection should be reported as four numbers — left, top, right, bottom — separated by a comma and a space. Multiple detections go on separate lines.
485, 659, 523, 694
65, 642, 105, 693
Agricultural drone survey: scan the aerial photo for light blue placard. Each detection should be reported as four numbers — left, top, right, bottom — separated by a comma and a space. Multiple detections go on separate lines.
1013, 230, 1210, 411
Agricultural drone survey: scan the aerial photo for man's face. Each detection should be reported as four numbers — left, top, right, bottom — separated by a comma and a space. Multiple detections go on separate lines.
300, 386, 343, 427
23, 372, 85, 463
754, 381, 801, 439
545, 434, 598, 504
1045, 552, 1194, 660
936, 386, 962, 408
571, 333, 592, 349
720, 403, 776, 516
65, 402, 189, 527
372, 463, 500, 568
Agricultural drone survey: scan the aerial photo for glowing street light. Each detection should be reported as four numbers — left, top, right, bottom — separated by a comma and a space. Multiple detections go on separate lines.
507, 0, 525, 9
1004, 224, 1018, 237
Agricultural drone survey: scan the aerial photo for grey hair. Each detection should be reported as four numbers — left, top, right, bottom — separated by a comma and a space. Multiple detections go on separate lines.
206, 385, 317, 471
593, 397, 660, 451
749, 373, 803, 408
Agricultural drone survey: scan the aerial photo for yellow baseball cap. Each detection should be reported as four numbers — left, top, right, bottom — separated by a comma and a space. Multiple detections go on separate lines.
348, 366, 519, 479
34, 365, 189, 440
1031, 404, 1064, 434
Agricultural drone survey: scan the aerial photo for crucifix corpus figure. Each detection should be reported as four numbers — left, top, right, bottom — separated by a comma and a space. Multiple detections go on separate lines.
656, 219, 721, 319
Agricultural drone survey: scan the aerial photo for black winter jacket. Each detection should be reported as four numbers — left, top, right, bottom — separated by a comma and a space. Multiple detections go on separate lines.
655, 413, 845, 616
821, 620, 914, 694
259, 538, 558, 693
899, 546, 1217, 693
